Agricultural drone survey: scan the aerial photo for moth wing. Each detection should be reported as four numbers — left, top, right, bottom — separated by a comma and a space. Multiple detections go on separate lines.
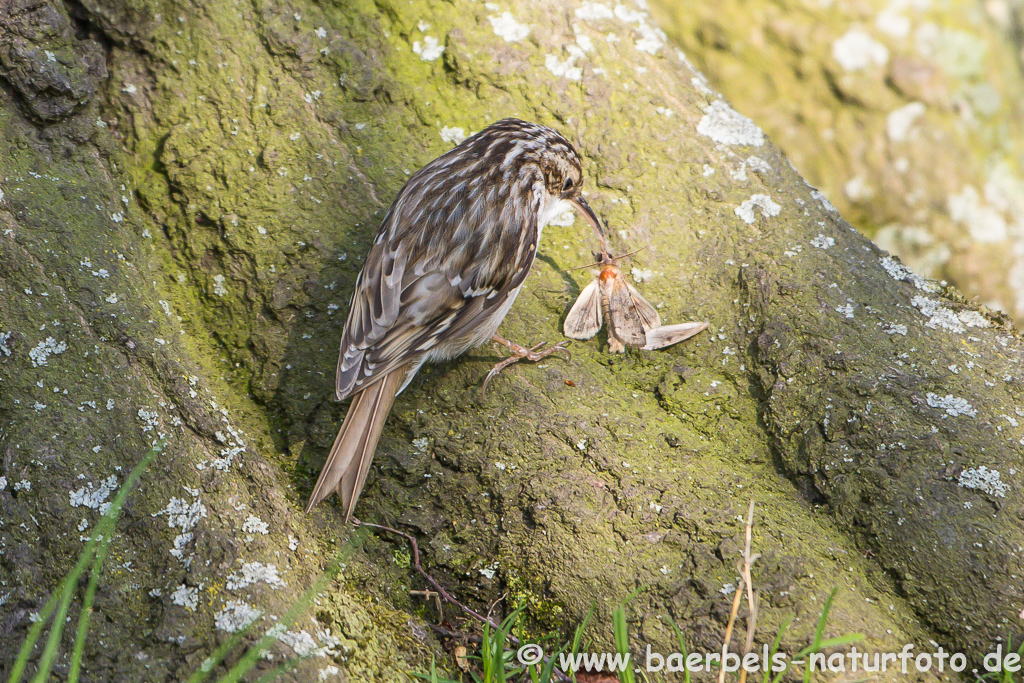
642, 322, 710, 351
624, 282, 661, 331
604, 273, 648, 349
563, 279, 603, 340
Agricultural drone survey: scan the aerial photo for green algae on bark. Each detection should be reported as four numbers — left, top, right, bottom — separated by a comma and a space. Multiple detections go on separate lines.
2, 0, 1024, 679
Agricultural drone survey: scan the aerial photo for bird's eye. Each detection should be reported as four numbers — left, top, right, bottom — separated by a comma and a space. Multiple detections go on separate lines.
562, 177, 574, 192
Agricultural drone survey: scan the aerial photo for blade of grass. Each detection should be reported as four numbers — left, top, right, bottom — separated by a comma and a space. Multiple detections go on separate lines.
184, 631, 254, 683
65, 520, 118, 683
251, 654, 308, 683
668, 618, 693, 683
612, 604, 635, 683
569, 603, 596, 683
481, 618, 493, 683
7, 580, 64, 683
209, 531, 365, 683
759, 616, 791, 683
493, 604, 525, 683
538, 641, 571, 683
767, 588, 861, 683
11, 442, 163, 683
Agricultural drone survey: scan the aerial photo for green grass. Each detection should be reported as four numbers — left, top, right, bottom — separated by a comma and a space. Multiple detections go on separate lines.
8, 442, 164, 683
414, 586, 866, 683
7, 441, 361, 683
979, 637, 1024, 683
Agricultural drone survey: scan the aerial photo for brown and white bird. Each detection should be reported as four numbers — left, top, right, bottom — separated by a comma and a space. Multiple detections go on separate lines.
306, 118, 604, 521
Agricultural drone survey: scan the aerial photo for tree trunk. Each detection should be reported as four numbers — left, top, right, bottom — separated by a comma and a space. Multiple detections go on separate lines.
1, 0, 1021, 680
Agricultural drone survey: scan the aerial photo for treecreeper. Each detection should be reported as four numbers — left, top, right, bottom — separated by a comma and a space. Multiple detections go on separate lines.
305, 118, 605, 522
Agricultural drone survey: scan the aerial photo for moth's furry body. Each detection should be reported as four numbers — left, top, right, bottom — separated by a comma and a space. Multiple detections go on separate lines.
307, 118, 603, 521
564, 249, 709, 353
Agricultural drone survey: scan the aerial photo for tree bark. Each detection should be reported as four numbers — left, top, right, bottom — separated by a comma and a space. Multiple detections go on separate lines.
1, 0, 1021, 680
651, 0, 1024, 324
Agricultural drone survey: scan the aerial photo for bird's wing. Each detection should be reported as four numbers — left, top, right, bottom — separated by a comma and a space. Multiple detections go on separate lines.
335, 198, 538, 400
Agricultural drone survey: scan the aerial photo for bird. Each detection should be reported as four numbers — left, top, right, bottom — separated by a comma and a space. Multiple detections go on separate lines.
305, 118, 605, 521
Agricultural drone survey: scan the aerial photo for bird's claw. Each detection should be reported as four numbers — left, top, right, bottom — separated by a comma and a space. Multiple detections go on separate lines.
521, 340, 572, 363
480, 339, 573, 396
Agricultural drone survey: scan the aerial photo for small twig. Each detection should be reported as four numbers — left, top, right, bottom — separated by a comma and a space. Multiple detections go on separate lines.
737, 499, 760, 683
721, 499, 761, 683
410, 588, 444, 623
356, 519, 573, 683
741, 500, 760, 654
427, 623, 483, 644
356, 520, 500, 629
719, 574, 745, 683
487, 592, 508, 623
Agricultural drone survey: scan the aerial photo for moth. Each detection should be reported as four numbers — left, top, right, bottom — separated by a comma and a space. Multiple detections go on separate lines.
564, 249, 709, 353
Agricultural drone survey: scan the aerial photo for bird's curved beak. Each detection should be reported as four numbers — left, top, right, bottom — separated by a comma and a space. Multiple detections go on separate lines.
569, 195, 606, 245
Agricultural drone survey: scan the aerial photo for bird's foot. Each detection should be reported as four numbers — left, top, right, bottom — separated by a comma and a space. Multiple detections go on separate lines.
481, 334, 571, 395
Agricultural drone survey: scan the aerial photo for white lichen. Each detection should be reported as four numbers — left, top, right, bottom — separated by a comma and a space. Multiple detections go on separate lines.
926, 392, 977, 418
171, 584, 198, 611
29, 337, 67, 367
634, 23, 666, 54
947, 186, 1007, 243
746, 156, 771, 173
880, 256, 938, 292
631, 267, 655, 283
810, 234, 835, 249
213, 274, 228, 296
69, 475, 118, 514
958, 466, 1009, 497
876, 10, 911, 38
886, 102, 926, 142
488, 11, 529, 42
226, 562, 286, 590
911, 296, 989, 332
153, 496, 208, 532
547, 210, 576, 227
214, 600, 262, 632
273, 629, 322, 657
440, 126, 467, 145
412, 36, 444, 62
810, 190, 837, 213
575, 2, 614, 20
844, 176, 874, 202
734, 194, 781, 224
545, 45, 585, 81
242, 515, 269, 535
832, 28, 889, 71
696, 100, 765, 147
138, 408, 160, 433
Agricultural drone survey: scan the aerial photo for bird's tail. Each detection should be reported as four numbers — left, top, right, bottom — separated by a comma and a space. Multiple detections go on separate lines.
305, 365, 408, 521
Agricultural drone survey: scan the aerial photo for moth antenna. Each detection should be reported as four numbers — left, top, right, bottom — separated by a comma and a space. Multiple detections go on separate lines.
568, 245, 648, 270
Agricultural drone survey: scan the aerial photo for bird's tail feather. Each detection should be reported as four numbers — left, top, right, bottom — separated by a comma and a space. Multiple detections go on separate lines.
305, 366, 408, 521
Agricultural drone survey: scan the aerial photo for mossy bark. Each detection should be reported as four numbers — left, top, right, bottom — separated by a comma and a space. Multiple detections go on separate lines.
1, 0, 1022, 681
650, 0, 1024, 323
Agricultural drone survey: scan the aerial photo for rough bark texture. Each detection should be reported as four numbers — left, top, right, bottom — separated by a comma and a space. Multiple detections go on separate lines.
651, 0, 1024, 323
0, 0, 1022, 681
